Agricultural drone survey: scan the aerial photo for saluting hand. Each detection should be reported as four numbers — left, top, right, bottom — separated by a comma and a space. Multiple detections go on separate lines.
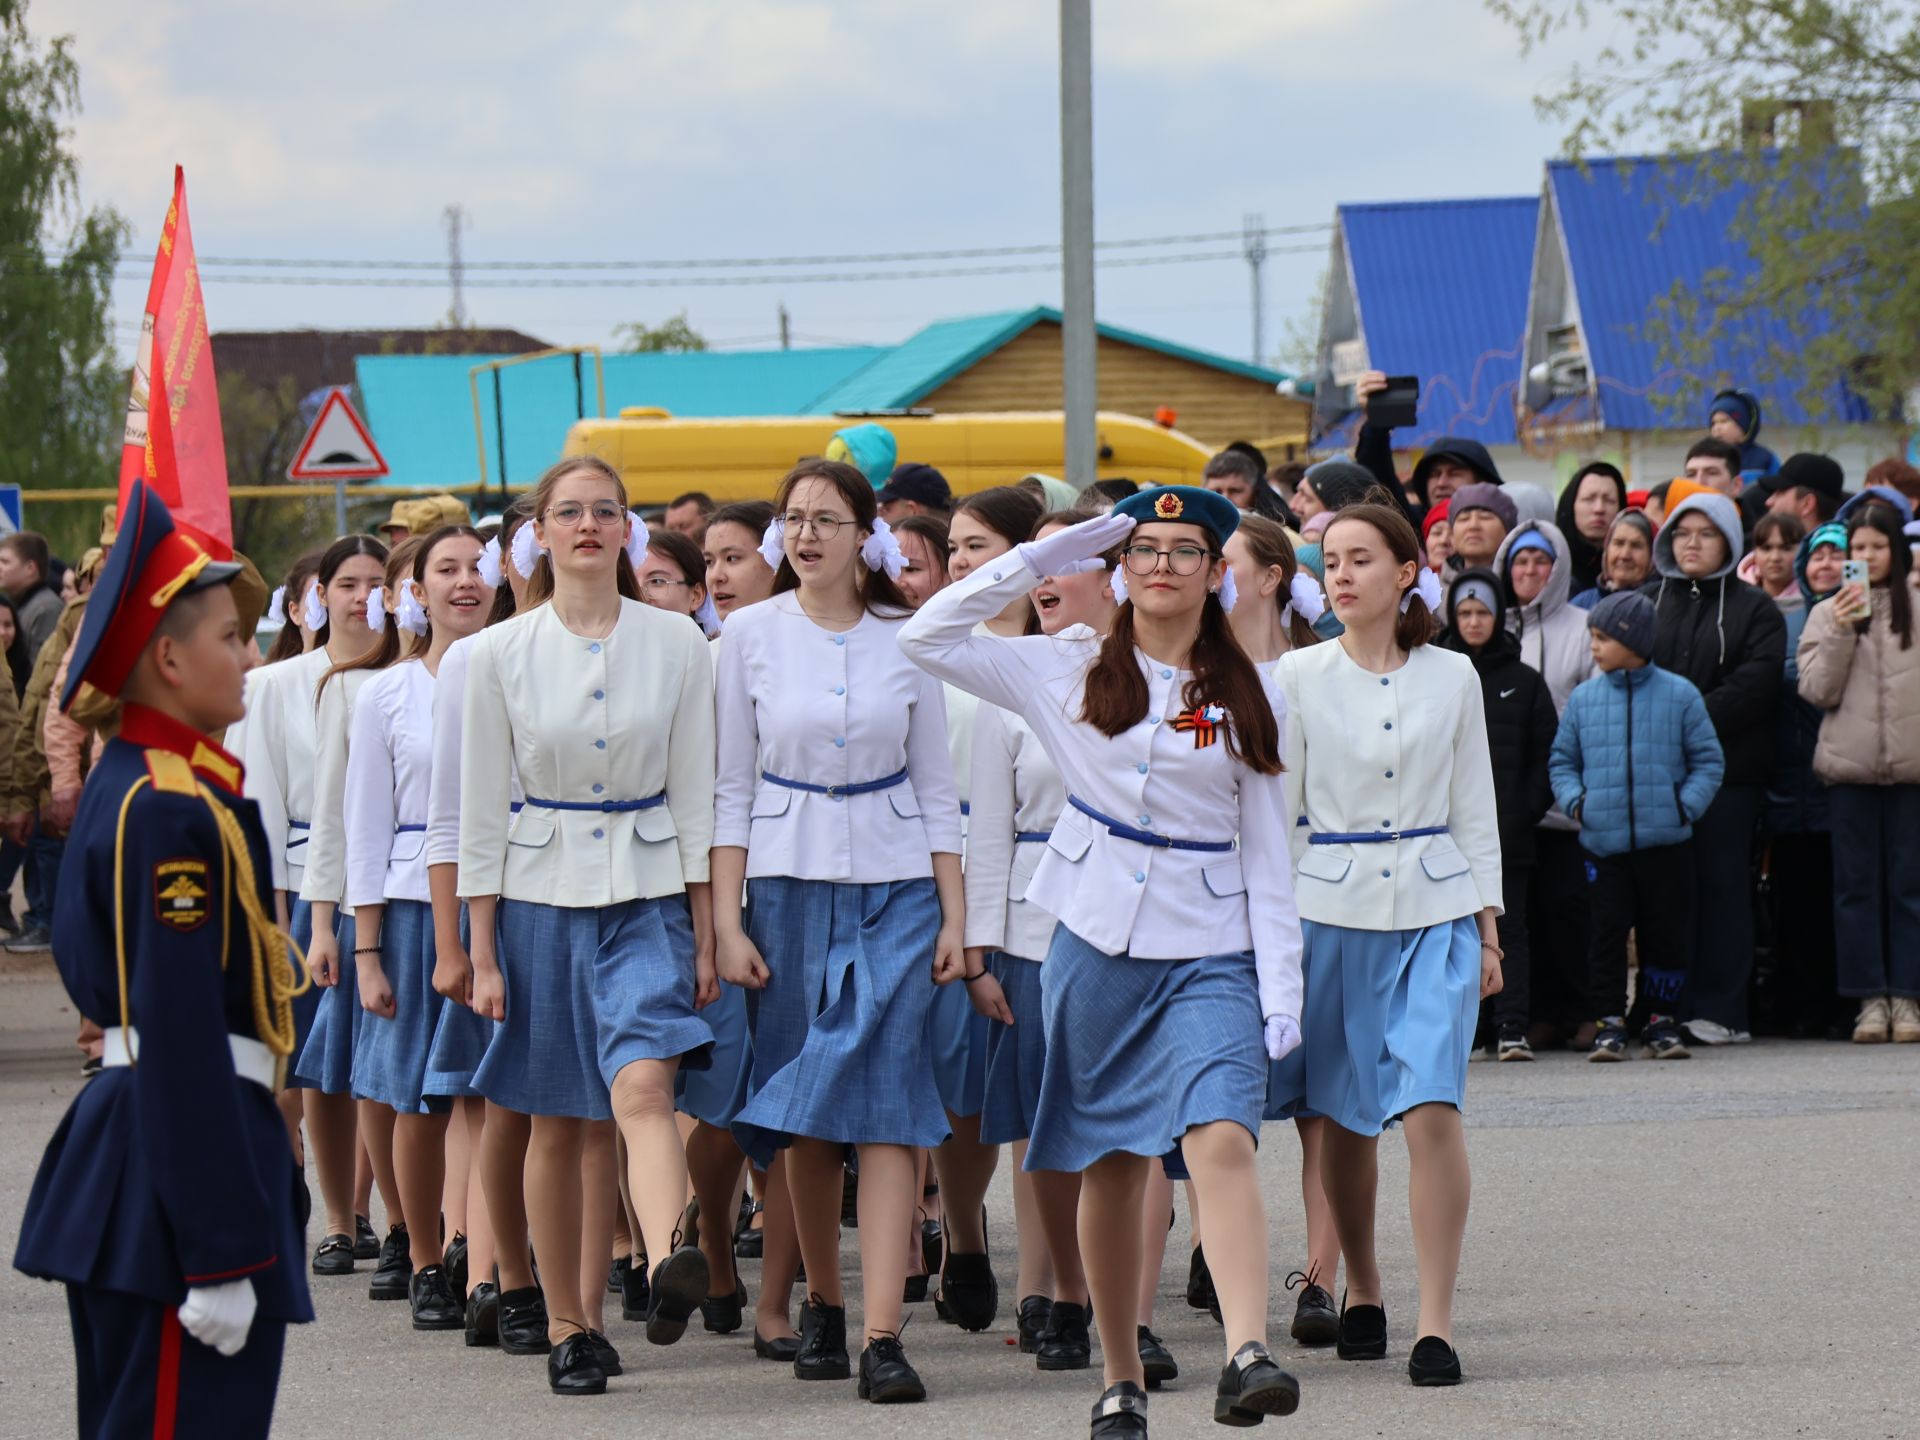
717, 930, 770, 990
1014, 511, 1136, 580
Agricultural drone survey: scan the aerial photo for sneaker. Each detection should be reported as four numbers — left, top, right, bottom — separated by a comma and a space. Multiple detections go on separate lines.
1214, 1341, 1300, 1425
1681, 1018, 1751, 1046
0, 897, 18, 936
1496, 1024, 1535, 1062
1136, 1325, 1178, 1388
857, 1332, 925, 1404
1090, 1381, 1149, 1438
1852, 996, 1891, 1044
1643, 1020, 1691, 1060
3, 925, 51, 953
1891, 997, 1920, 1044
1587, 1019, 1629, 1063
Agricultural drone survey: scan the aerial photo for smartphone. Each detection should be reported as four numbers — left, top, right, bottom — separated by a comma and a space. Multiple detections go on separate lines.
1367, 374, 1420, 430
1842, 559, 1871, 617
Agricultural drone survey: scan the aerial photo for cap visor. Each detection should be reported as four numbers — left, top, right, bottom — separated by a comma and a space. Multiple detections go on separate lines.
179, 561, 244, 596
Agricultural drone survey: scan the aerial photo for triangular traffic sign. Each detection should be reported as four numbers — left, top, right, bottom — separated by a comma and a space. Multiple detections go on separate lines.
288, 388, 389, 480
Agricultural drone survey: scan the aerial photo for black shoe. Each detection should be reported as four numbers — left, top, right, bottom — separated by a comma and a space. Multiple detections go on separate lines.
679, 1198, 702, 1255
409, 1264, 464, 1330
1214, 1341, 1300, 1426
607, 1255, 626, 1294
585, 1329, 622, 1377
464, 1281, 500, 1347
0, 897, 19, 936
546, 1333, 607, 1396
312, 1233, 355, 1276
700, 1279, 747, 1334
1137, 1325, 1178, 1389
1588, 1018, 1629, 1063
753, 1329, 802, 1362
941, 1251, 999, 1331
368, 1225, 412, 1301
80, 1053, 102, 1079
920, 1216, 943, 1276
1090, 1381, 1149, 1438
353, 1214, 380, 1260
3, 924, 51, 952
442, 1233, 467, 1301
1337, 1293, 1387, 1360
1186, 1245, 1216, 1312
620, 1255, 649, 1322
497, 1286, 551, 1355
735, 1201, 764, 1260
1408, 1334, 1462, 1386
1286, 1272, 1339, 1347
645, 1245, 709, 1346
857, 1332, 926, 1403
1016, 1295, 1052, 1354
793, 1294, 851, 1381
1035, 1300, 1092, 1371
841, 1167, 860, 1228
903, 1274, 929, 1303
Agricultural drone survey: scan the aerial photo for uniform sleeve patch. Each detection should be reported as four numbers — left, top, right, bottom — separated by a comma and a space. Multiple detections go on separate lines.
154, 859, 211, 931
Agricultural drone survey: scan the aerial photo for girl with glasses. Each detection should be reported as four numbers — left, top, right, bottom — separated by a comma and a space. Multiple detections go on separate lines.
637, 530, 721, 639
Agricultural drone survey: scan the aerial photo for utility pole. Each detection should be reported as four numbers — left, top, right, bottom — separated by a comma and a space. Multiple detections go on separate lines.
1244, 211, 1267, 366
443, 204, 468, 329
778, 303, 791, 351
1059, 0, 1096, 489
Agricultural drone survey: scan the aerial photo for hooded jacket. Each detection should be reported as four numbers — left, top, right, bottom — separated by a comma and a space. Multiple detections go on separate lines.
1709, 389, 1779, 479
1407, 436, 1502, 510
1797, 588, 1920, 786
1766, 527, 1844, 833
1556, 465, 1629, 596
1641, 490, 1787, 787
1437, 570, 1559, 867
1572, 508, 1656, 612
826, 422, 899, 487
1492, 520, 1596, 715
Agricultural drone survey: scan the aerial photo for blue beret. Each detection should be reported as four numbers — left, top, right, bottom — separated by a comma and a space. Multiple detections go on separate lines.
1113, 485, 1240, 546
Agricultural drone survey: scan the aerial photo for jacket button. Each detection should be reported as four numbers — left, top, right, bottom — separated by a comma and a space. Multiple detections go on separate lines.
833, 737, 846, 748
992, 569, 1004, 581
834, 685, 845, 695
1380, 677, 1389, 686
1381, 868, 1391, 878
1136, 762, 1149, 774
593, 689, 605, 701
1385, 770, 1394, 779
1138, 814, 1151, 827
588, 643, 601, 654
1383, 721, 1393, 730
594, 739, 606, 750
593, 828, 605, 839
1149, 715, 1161, 726
593, 783, 605, 794
1133, 871, 1145, 883
832, 635, 846, 646
1160, 668, 1173, 679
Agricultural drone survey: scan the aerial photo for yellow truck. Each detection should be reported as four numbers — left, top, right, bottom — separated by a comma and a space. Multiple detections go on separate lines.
561, 408, 1214, 504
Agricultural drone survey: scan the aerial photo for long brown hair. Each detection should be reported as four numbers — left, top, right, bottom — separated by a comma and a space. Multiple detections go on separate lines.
321, 536, 424, 694
309, 534, 389, 651
1327, 503, 1436, 649
1079, 525, 1282, 774
769, 459, 913, 616
520, 456, 642, 608
1234, 512, 1321, 652
1849, 503, 1913, 649
265, 548, 324, 664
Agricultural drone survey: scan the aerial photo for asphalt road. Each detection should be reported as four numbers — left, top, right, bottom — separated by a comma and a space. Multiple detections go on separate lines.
2, 953, 1917, 1439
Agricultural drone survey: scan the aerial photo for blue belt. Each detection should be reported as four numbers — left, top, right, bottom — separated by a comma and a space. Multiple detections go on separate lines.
510, 801, 524, 814
960, 801, 970, 817
522, 792, 666, 813
761, 767, 908, 800
1014, 830, 1052, 845
395, 823, 427, 834
288, 818, 310, 849
1307, 825, 1449, 844
1066, 796, 1234, 853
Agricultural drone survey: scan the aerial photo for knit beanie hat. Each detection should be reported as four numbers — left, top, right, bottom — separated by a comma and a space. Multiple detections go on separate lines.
1451, 482, 1517, 532
1590, 589, 1657, 661
1303, 460, 1378, 512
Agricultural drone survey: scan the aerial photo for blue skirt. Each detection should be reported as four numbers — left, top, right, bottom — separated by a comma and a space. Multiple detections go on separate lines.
977, 952, 1045, 1145
930, 975, 989, 1119
732, 877, 951, 1166
1024, 926, 1266, 1175
1293, 917, 1480, 1137
675, 983, 752, 1129
293, 912, 359, 1094
284, 898, 324, 1093
471, 896, 713, 1121
350, 900, 453, 1114
423, 908, 495, 1100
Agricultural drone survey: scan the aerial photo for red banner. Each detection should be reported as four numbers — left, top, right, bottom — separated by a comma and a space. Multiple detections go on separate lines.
118, 167, 232, 558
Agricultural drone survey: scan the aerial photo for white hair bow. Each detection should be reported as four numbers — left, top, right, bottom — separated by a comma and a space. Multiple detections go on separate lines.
265, 585, 287, 627
509, 522, 542, 579
861, 515, 906, 580
394, 582, 429, 637
1110, 562, 1129, 605
478, 536, 503, 588
623, 510, 649, 569
1216, 568, 1238, 613
365, 585, 387, 631
1282, 572, 1326, 626
1399, 566, 1444, 615
693, 592, 721, 637
757, 518, 786, 572
301, 579, 327, 632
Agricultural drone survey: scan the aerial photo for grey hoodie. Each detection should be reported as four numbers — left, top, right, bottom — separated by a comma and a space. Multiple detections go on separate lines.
1492, 519, 1596, 716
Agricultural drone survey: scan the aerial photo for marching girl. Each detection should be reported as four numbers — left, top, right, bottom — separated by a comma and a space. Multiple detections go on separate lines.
341, 525, 495, 1334
1223, 512, 1344, 1348
901, 487, 1305, 1438
460, 456, 718, 1397
263, 549, 324, 665
714, 459, 963, 1403
246, 534, 387, 1274
1274, 503, 1503, 1387
701, 500, 777, 623
299, 539, 421, 1303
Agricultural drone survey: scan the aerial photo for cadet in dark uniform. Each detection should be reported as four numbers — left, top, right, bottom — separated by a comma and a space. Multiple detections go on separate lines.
13, 480, 314, 1439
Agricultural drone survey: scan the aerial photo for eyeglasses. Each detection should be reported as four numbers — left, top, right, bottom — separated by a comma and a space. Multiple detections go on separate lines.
1672, 526, 1720, 545
546, 502, 625, 527
1122, 543, 1211, 577
640, 576, 690, 593
775, 512, 851, 540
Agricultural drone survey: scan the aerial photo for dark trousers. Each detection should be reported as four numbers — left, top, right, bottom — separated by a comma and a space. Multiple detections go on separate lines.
66, 1285, 285, 1440
1527, 829, 1591, 1029
1492, 862, 1532, 1030
1763, 831, 1844, 1032
1829, 784, 1920, 999
1585, 841, 1697, 1021
1683, 784, 1761, 1030
24, 822, 64, 930
0, 836, 23, 892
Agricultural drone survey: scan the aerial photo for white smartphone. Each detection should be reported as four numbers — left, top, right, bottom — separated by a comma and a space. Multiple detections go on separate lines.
1842, 559, 1871, 617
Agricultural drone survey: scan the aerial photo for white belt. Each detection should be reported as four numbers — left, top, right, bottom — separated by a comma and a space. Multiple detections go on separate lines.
101, 1025, 280, 1090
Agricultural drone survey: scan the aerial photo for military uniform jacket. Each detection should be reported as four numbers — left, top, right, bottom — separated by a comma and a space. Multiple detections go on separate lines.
13, 707, 314, 1323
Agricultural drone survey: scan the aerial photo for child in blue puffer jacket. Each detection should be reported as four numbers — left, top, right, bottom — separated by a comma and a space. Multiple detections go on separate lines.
1550, 591, 1725, 1062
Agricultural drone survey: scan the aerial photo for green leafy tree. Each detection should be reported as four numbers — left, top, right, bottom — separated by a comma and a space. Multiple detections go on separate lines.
1488, 0, 1920, 416
0, 0, 128, 531
614, 311, 709, 353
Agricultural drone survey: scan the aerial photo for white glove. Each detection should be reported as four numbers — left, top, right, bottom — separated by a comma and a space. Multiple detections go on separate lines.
1015, 512, 1136, 580
1264, 1015, 1301, 1062
178, 1278, 258, 1358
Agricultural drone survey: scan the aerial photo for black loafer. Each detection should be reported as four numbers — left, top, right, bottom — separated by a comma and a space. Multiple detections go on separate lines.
920, 1216, 942, 1275
353, 1214, 380, 1261
793, 1294, 851, 1381
409, 1264, 464, 1331
941, 1251, 999, 1332
312, 1233, 355, 1276
753, 1329, 801, 1361
700, 1279, 748, 1334
546, 1333, 606, 1396
1090, 1380, 1149, 1437
1408, 1335, 1462, 1386
620, 1255, 649, 1322
1287, 1274, 1339, 1347
368, 1226, 412, 1301
1016, 1294, 1052, 1354
464, 1281, 499, 1347
645, 1245, 710, 1346
1036, 1300, 1092, 1371
1214, 1341, 1300, 1426
497, 1286, 551, 1355
857, 1333, 925, 1404
903, 1274, 929, 1303
442, 1233, 467, 1302
1337, 1294, 1388, 1360
1137, 1325, 1178, 1388
586, 1329, 622, 1377
735, 1201, 765, 1260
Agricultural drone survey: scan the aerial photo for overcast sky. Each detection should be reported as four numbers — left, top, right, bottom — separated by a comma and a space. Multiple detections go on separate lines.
40, 0, 1596, 369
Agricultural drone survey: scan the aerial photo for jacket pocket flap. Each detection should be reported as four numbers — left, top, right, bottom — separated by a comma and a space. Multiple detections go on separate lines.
507, 811, 556, 848
749, 787, 793, 820
1419, 841, 1471, 882
1046, 821, 1093, 863
887, 789, 923, 820
634, 807, 679, 844
1203, 859, 1247, 898
389, 830, 427, 863
1295, 848, 1352, 884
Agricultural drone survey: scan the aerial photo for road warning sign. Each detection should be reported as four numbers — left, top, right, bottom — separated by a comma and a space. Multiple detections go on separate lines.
288, 388, 389, 481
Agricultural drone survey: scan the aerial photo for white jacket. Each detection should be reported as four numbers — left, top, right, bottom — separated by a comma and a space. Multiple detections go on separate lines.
240, 647, 331, 895
425, 634, 521, 871
298, 667, 374, 910
963, 701, 1067, 963
344, 660, 435, 907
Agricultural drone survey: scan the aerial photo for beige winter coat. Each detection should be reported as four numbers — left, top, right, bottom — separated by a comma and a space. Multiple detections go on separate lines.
1797, 590, 1920, 785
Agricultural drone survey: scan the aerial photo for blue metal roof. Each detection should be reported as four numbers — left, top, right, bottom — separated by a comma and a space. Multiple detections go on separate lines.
1546, 153, 1871, 430
1340, 196, 1539, 448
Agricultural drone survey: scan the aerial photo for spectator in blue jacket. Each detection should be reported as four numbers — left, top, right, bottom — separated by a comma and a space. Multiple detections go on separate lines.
1550, 591, 1726, 1062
